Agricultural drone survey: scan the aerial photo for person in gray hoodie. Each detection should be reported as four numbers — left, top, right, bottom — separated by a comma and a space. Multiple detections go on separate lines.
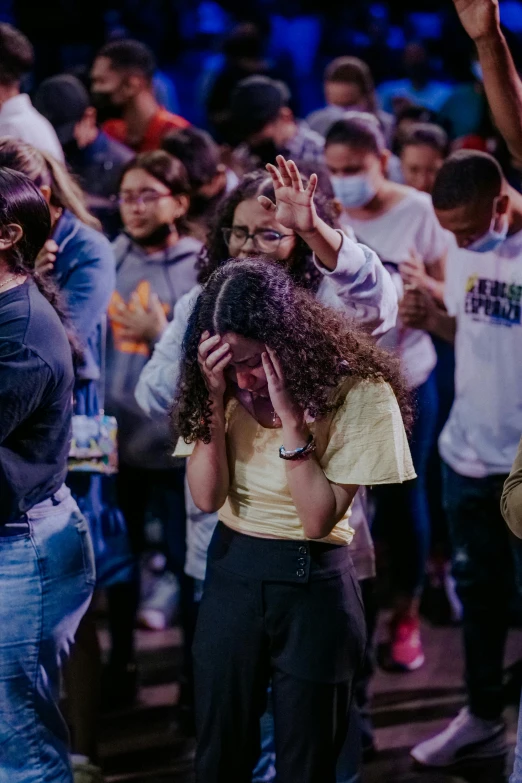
106, 149, 202, 704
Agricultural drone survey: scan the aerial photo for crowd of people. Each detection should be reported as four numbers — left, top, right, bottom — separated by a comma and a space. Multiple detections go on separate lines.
3, 1, 522, 782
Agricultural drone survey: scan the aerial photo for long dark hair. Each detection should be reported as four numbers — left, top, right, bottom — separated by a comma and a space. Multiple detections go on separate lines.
198, 170, 337, 292
176, 259, 411, 443
0, 136, 100, 230
0, 167, 81, 361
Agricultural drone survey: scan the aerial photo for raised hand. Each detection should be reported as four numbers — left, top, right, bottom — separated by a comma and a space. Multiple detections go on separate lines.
453, 0, 500, 41
262, 346, 303, 426
198, 332, 232, 398
258, 155, 318, 235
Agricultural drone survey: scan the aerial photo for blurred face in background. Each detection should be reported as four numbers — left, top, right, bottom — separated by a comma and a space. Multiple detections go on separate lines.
325, 142, 388, 209
401, 143, 445, 194
119, 167, 188, 243
324, 80, 369, 111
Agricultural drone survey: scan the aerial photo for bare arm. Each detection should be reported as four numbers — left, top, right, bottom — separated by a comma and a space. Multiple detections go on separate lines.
400, 250, 447, 305
263, 349, 358, 539
453, 0, 522, 165
187, 399, 230, 514
185, 334, 232, 513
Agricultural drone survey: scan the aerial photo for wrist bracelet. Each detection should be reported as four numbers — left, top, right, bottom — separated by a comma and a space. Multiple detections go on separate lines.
279, 434, 316, 461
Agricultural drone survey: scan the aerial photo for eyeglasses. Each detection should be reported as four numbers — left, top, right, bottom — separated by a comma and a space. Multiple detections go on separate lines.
222, 226, 294, 253
118, 190, 173, 207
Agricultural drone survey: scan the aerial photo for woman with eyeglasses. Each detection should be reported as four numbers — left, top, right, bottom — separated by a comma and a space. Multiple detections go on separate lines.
106, 149, 202, 705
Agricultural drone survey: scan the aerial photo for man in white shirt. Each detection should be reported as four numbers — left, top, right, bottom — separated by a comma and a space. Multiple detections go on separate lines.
0, 23, 63, 161
402, 150, 522, 768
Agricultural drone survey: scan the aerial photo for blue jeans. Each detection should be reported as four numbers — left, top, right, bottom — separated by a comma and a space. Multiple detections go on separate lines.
443, 463, 522, 719
373, 371, 439, 596
0, 486, 95, 783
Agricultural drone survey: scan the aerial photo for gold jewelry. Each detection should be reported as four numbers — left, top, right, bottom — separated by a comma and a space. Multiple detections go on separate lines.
0, 274, 21, 292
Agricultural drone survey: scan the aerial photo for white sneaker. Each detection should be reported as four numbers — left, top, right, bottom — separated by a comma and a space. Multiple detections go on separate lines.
71, 756, 104, 783
411, 707, 507, 767
138, 570, 179, 631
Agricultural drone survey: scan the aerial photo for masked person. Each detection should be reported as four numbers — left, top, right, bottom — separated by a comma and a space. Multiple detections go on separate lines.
399, 150, 522, 768
106, 149, 202, 701
34, 74, 134, 238
325, 111, 449, 673
90, 39, 188, 153
228, 76, 324, 169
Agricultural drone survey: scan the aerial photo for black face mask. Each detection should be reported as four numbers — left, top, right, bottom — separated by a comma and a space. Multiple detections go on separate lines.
126, 223, 173, 248
91, 91, 124, 124
248, 138, 279, 168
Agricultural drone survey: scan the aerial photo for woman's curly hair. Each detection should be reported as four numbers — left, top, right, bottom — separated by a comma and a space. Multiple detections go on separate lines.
197, 169, 338, 292
176, 258, 412, 443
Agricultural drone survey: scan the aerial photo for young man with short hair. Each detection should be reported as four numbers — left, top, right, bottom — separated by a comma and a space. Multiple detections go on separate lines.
401, 150, 522, 767
90, 39, 188, 153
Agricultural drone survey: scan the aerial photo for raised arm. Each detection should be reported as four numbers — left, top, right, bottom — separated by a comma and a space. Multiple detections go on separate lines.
260, 156, 398, 337
453, 0, 522, 165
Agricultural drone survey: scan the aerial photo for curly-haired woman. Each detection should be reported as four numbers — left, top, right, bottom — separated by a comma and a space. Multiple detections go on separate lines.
174, 257, 414, 782
137, 156, 397, 581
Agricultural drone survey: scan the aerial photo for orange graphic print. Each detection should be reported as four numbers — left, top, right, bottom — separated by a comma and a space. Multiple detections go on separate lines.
108, 281, 169, 356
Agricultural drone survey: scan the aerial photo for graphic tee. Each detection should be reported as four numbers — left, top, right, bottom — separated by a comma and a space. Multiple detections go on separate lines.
440, 230, 522, 477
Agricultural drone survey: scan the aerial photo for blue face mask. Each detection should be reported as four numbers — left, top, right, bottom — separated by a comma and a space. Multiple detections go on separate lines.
331, 174, 377, 209
467, 213, 509, 253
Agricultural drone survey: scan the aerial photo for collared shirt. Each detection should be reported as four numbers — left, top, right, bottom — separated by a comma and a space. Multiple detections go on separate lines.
102, 107, 189, 153
0, 94, 64, 161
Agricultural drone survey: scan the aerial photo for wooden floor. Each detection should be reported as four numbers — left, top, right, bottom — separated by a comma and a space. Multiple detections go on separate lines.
97, 620, 522, 783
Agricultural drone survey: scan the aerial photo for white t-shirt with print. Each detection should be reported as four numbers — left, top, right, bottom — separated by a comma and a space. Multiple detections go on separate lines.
439, 230, 522, 478
348, 188, 449, 389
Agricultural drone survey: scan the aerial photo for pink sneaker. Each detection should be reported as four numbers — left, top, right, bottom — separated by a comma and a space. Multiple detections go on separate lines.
389, 616, 425, 671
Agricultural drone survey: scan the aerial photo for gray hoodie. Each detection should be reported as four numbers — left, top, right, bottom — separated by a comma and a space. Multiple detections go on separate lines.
106, 233, 202, 469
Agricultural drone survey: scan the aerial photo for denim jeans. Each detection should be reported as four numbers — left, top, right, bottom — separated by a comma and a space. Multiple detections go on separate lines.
373, 371, 439, 596
442, 463, 522, 719
0, 486, 95, 783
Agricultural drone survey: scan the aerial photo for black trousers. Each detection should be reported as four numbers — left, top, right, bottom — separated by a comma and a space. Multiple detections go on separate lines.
193, 523, 366, 783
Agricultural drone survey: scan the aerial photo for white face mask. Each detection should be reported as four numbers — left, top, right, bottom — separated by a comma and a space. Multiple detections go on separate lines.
467, 210, 509, 254
331, 173, 377, 209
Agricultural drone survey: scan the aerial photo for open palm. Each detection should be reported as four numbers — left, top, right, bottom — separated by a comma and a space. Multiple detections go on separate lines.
453, 0, 500, 41
258, 155, 318, 234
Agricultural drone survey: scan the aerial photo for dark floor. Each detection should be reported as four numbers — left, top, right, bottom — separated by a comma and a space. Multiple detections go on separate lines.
97, 619, 522, 783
